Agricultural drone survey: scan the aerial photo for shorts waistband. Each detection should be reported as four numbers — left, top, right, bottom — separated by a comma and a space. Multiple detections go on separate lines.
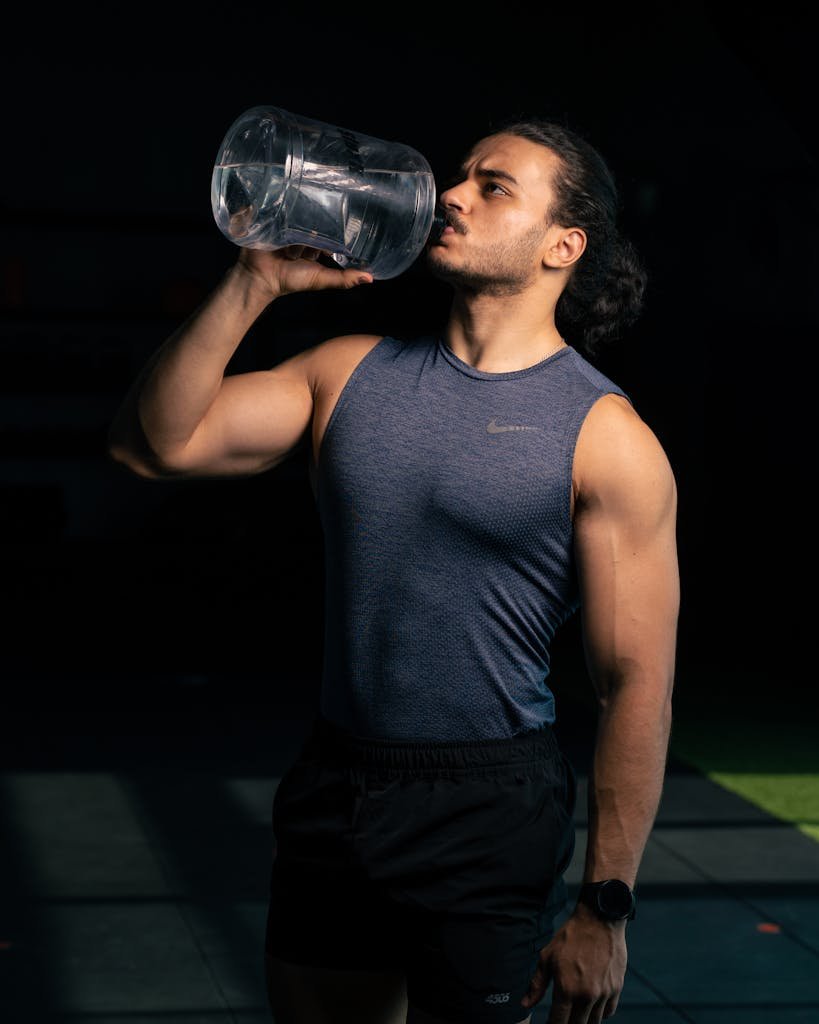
309, 712, 560, 771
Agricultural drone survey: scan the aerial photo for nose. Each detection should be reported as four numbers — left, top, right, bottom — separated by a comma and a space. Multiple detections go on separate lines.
438, 176, 469, 213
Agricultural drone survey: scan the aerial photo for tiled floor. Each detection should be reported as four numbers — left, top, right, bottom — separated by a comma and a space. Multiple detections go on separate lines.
1, 680, 817, 1023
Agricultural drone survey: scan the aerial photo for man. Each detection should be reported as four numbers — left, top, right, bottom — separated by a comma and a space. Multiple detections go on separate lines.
108, 117, 679, 1024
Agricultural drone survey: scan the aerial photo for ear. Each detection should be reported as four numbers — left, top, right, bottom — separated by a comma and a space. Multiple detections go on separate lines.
542, 227, 587, 270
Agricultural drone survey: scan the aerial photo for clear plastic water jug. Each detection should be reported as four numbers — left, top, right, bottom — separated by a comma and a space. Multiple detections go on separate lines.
211, 106, 444, 280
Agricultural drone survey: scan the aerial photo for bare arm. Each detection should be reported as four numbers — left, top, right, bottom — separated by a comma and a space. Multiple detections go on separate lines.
572, 393, 679, 893
107, 246, 373, 478
522, 392, 679, 1019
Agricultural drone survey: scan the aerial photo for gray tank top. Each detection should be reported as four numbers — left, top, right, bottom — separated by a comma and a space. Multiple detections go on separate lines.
315, 335, 630, 741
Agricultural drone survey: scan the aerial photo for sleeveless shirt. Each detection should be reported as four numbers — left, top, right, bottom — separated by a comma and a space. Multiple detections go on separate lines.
315, 335, 631, 741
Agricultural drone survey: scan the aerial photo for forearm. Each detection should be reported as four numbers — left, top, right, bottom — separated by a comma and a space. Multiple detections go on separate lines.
581, 680, 673, 888
138, 262, 276, 457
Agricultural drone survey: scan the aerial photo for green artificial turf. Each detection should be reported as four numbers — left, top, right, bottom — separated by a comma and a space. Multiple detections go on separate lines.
669, 710, 819, 843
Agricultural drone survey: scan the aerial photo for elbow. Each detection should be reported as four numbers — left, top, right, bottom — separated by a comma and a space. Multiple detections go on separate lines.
106, 444, 160, 480
106, 407, 187, 479
106, 430, 136, 471
106, 431, 171, 480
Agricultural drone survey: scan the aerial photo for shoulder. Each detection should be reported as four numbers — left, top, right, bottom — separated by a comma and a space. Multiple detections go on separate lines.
573, 392, 677, 516
278, 337, 384, 397
311, 332, 386, 368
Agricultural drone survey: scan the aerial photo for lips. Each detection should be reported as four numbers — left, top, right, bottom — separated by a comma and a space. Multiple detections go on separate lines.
428, 212, 466, 247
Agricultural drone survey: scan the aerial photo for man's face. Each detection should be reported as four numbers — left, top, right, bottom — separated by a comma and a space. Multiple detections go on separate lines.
425, 133, 561, 295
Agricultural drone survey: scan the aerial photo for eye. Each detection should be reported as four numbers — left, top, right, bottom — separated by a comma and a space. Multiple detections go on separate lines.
484, 181, 508, 196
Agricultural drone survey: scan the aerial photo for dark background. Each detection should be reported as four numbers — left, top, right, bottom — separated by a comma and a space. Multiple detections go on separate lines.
0, 5, 813, 729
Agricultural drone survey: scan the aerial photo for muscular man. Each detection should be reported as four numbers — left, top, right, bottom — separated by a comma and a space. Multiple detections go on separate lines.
108, 117, 679, 1024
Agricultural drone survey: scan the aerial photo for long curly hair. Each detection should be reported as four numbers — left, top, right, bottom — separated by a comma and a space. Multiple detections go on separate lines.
493, 117, 647, 355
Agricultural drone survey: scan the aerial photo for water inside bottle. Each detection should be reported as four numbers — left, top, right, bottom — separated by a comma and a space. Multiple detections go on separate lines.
212, 160, 436, 279
211, 162, 287, 242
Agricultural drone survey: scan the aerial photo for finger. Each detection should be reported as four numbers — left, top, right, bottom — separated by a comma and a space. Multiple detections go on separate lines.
602, 993, 620, 1018
545, 990, 572, 1024
566, 995, 595, 1024
303, 265, 372, 291
589, 994, 610, 1024
521, 958, 552, 1011
282, 244, 328, 263
341, 268, 373, 288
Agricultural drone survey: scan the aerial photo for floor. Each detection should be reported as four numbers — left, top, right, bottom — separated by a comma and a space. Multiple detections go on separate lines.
1, 672, 817, 1024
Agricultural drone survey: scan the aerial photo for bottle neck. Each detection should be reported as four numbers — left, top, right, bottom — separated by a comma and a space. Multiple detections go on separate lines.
428, 208, 447, 244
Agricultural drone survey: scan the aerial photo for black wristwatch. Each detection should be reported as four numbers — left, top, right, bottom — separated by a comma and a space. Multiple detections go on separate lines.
578, 879, 636, 921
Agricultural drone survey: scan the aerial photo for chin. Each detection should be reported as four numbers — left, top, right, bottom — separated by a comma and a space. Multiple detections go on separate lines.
425, 246, 456, 276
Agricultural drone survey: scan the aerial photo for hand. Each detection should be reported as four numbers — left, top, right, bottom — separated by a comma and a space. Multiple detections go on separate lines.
235, 244, 373, 300
521, 904, 627, 1023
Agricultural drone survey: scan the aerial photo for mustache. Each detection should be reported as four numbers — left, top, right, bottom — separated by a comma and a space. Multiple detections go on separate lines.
434, 207, 466, 234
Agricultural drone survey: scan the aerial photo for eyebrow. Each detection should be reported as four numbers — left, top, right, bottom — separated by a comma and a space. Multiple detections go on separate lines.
457, 164, 519, 186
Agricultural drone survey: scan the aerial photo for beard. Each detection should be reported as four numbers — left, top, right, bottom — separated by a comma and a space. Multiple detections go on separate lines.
425, 220, 548, 297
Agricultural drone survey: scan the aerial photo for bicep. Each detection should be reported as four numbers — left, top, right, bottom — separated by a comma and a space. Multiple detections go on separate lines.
572, 402, 680, 704
172, 358, 315, 477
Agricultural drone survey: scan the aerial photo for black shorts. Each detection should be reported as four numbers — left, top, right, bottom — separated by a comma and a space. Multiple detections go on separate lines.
265, 711, 578, 1024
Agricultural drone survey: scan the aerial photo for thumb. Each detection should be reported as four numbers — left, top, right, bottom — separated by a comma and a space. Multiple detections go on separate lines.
341, 268, 374, 288
313, 251, 373, 288
521, 954, 553, 1010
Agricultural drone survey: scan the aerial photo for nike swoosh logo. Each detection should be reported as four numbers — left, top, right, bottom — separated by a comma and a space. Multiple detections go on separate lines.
487, 418, 540, 433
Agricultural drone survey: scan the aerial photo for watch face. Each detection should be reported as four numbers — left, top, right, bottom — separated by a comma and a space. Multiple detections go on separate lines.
598, 880, 634, 917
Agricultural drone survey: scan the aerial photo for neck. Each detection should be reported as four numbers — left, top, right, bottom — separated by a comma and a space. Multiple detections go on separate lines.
443, 291, 566, 374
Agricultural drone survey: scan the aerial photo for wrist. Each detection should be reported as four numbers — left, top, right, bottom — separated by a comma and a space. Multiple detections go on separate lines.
576, 879, 637, 923
572, 900, 628, 930
227, 260, 281, 308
